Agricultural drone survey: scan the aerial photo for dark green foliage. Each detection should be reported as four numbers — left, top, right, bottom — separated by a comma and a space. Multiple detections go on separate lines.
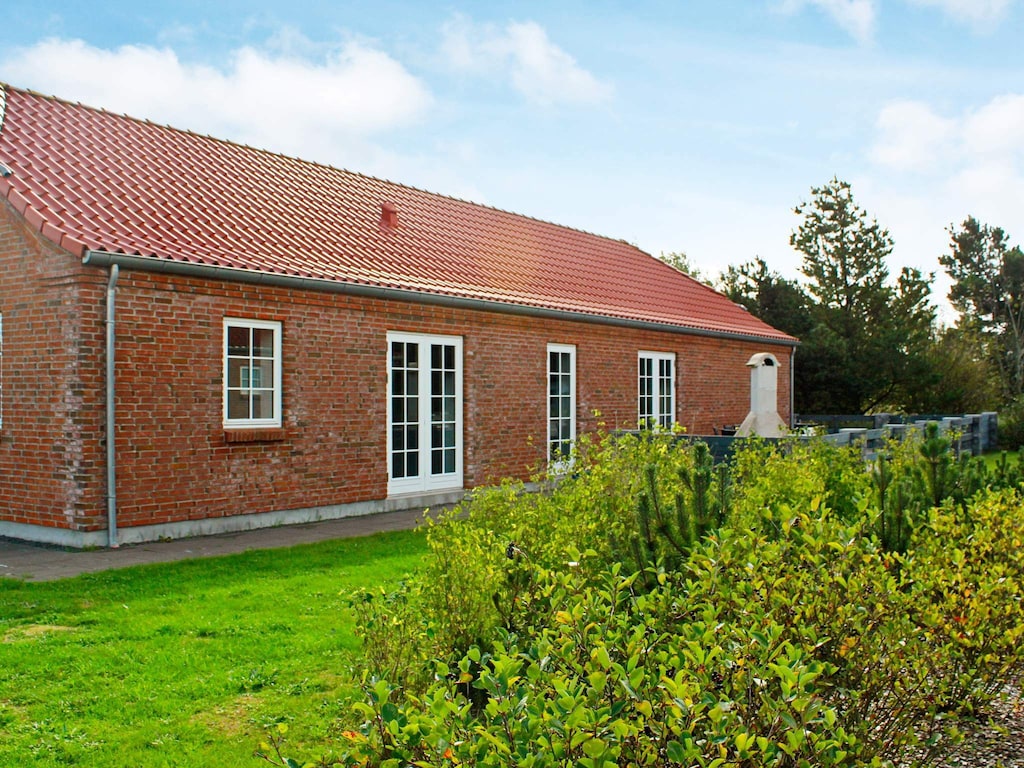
718, 257, 813, 340
789, 178, 937, 414
870, 452, 918, 555
903, 326, 1000, 414
627, 442, 731, 583
940, 216, 1024, 402
630, 463, 694, 579
990, 446, 1024, 486
998, 396, 1024, 450
867, 423, 1022, 554
680, 440, 727, 531
919, 421, 954, 507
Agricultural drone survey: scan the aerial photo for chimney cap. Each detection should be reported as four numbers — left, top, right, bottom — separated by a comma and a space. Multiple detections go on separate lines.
379, 201, 399, 229
746, 352, 779, 368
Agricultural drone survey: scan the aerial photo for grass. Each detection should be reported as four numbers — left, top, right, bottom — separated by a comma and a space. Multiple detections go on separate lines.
984, 447, 1020, 470
0, 527, 428, 767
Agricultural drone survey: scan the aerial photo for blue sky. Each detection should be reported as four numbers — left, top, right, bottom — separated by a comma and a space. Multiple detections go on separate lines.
2, 1, 1022, 319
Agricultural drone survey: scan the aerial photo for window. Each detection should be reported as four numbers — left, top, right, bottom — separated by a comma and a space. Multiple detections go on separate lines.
548, 343, 576, 466
639, 351, 675, 429
224, 318, 282, 427
387, 332, 463, 495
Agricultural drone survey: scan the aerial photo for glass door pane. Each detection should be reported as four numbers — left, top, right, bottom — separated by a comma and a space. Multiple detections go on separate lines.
430, 343, 458, 477
390, 341, 419, 480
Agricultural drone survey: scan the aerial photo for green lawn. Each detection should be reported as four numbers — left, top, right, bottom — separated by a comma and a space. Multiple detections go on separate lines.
984, 448, 1020, 469
0, 528, 428, 767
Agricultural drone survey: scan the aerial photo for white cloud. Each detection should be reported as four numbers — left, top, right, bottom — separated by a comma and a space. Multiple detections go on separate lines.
440, 16, 613, 105
871, 94, 1024, 172
866, 94, 1024, 320
961, 94, 1024, 160
869, 100, 957, 171
904, 0, 1013, 28
951, 162, 1024, 229
777, 0, 877, 44
0, 37, 433, 161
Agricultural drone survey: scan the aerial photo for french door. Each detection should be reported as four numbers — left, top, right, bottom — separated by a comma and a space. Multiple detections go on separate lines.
387, 332, 463, 495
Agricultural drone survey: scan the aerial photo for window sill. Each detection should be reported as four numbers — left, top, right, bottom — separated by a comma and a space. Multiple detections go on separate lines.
223, 427, 288, 443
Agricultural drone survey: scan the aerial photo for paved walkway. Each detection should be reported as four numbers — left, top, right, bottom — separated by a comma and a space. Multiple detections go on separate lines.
0, 508, 428, 582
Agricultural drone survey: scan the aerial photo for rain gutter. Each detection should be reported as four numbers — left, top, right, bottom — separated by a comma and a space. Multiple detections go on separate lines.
82, 251, 799, 347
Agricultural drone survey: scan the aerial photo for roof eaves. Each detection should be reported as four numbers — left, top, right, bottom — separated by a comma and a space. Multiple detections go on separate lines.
83, 249, 800, 347
0, 178, 83, 256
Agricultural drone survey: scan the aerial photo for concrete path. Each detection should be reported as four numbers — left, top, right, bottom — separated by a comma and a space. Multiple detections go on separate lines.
0, 508, 428, 582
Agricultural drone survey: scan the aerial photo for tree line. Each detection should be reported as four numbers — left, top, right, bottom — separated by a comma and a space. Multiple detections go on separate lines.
663, 177, 1024, 433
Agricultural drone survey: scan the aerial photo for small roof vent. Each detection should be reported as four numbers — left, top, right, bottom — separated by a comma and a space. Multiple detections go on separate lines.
379, 201, 398, 230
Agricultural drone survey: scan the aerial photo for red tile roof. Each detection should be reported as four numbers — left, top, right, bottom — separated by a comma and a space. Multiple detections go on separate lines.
0, 84, 796, 344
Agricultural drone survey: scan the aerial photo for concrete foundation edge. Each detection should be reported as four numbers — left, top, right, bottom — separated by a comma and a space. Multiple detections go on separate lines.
0, 490, 466, 549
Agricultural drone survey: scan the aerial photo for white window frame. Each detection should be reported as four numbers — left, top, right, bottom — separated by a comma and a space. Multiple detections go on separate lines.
547, 343, 577, 469
223, 318, 282, 428
386, 331, 464, 496
639, 350, 676, 429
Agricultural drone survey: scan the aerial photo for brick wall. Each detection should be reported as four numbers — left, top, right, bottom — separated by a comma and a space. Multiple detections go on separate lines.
0, 202, 106, 531
0, 205, 793, 534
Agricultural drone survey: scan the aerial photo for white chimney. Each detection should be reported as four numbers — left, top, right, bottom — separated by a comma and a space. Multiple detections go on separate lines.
735, 353, 787, 438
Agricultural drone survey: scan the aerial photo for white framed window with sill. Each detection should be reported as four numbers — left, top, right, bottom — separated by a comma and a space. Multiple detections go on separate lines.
638, 350, 675, 429
223, 318, 282, 428
387, 332, 463, 496
547, 343, 576, 468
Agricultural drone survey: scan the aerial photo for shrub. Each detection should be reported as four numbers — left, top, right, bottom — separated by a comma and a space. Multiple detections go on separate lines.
731, 438, 871, 533
998, 396, 1024, 450
309, 432, 1024, 768
331, 562, 875, 767
906, 489, 1024, 713
353, 431, 711, 682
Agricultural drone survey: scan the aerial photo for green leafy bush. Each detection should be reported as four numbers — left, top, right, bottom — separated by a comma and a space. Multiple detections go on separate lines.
300, 488, 1023, 767
353, 431, 713, 680
293, 431, 1024, 768
731, 437, 871, 532
332, 561, 874, 767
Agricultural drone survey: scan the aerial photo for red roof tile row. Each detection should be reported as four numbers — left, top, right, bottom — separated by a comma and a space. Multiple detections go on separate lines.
0, 84, 796, 343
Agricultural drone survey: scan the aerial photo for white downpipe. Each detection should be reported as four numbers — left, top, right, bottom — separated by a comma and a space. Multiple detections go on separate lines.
790, 346, 796, 429
106, 264, 119, 548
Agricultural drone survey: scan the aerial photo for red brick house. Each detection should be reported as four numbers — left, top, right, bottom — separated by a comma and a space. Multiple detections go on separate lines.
0, 84, 797, 547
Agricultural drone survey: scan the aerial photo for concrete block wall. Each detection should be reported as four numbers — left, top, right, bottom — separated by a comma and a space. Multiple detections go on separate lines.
822, 413, 998, 459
